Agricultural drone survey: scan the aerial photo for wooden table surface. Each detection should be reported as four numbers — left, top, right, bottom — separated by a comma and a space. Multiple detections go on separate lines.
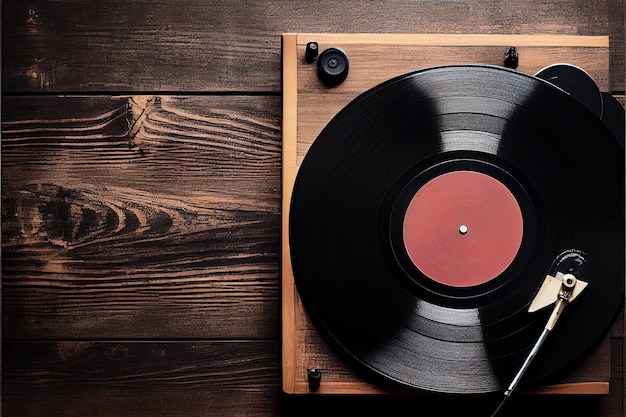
2, 1, 624, 416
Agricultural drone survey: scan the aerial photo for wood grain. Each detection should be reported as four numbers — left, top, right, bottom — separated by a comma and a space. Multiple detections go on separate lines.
281, 33, 299, 395
1, 0, 616, 93
3, 340, 280, 417
2, 95, 282, 339
2, 339, 620, 417
2, 1, 624, 417
607, 0, 625, 92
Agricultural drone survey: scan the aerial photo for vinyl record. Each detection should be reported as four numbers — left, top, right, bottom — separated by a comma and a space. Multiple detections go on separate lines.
289, 65, 624, 393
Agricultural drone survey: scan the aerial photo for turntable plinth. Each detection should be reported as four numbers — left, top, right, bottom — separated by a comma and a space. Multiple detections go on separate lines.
282, 33, 614, 395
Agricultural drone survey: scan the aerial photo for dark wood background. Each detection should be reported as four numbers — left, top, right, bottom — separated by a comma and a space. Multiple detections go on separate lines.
2, 1, 624, 416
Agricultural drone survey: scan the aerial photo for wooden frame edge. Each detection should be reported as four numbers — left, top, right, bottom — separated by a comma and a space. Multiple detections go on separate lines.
281, 33, 299, 395
294, 33, 609, 47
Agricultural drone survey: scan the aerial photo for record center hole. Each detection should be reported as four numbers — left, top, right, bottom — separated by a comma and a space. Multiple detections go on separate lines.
459, 225, 468, 235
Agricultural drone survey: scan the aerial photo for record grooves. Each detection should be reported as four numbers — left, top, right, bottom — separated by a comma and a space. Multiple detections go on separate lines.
289, 65, 624, 394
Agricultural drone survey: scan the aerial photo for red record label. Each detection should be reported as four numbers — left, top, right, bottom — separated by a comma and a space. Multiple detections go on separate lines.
402, 170, 524, 287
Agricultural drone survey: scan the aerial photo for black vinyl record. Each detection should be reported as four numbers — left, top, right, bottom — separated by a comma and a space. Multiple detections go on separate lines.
289, 65, 624, 394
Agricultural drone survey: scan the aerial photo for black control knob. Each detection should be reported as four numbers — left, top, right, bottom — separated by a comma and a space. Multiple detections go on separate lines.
317, 47, 349, 86
305, 42, 319, 64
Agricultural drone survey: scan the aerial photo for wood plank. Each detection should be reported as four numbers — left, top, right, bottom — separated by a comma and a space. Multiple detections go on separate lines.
607, 0, 625, 92
301, 33, 610, 46
281, 34, 299, 394
4, 339, 620, 417
3, 340, 280, 417
604, 309, 625, 417
3, 336, 619, 417
282, 382, 622, 417
2, 0, 613, 92
1, 95, 282, 339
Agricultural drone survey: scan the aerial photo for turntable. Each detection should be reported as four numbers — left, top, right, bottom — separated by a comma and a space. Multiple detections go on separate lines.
281, 34, 624, 400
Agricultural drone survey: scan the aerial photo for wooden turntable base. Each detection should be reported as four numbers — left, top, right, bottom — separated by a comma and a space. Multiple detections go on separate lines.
282, 33, 613, 395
